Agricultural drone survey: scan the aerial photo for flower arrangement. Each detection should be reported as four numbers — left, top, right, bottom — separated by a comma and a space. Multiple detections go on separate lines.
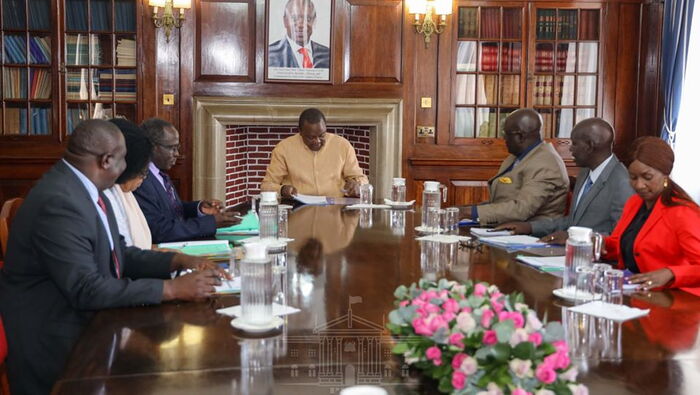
387, 279, 588, 395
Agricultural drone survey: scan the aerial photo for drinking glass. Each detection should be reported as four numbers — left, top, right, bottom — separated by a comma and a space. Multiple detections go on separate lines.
437, 209, 446, 233
278, 206, 290, 238
604, 269, 624, 304
445, 207, 460, 232
359, 208, 373, 228
241, 258, 273, 325
360, 183, 373, 205
426, 207, 441, 233
574, 266, 594, 304
592, 232, 604, 261
591, 263, 610, 300
440, 241, 457, 267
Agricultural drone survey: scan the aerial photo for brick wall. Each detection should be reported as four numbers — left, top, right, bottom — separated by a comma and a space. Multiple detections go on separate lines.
225, 125, 371, 206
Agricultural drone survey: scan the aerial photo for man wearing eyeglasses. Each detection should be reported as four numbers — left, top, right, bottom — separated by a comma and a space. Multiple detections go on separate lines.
457, 108, 570, 225
134, 118, 241, 243
268, 0, 330, 69
261, 108, 368, 198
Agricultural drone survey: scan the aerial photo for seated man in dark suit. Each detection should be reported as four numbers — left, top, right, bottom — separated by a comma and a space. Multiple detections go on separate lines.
496, 118, 634, 244
0, 119, 226, 394
134, 118, 240, 243
268, 0, 330, 69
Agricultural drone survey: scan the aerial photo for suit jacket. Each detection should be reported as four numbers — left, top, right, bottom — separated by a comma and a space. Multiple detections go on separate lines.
477, 142, 570, 224
133, 171, 216, 243
268, 38, 330, 68
604, 195, 700, 295
530, 155, 634, 236
0, 160, 174, 394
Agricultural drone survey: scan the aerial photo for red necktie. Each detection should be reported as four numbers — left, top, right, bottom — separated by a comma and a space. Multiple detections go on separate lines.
97, 196, 122, 279
298, 48, 313, 68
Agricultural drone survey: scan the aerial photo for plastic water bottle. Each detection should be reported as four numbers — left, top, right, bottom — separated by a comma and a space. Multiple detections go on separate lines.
421, 181, 446, 228
391, 177, 406, 202
565, 226, 594, 293
259, 191, 278, 240
240, 242, 273, 326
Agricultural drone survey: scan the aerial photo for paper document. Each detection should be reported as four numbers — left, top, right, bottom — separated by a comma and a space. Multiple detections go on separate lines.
470, 228, 512, 237
216, 303, 301, 317
479, 235, 548, 251
568, 301, 649, 322
216, 211, 259, 235
214, 277, 241, 294
158, 240, 231, 257
293, 194, 329, 205
516, 255, 566, 270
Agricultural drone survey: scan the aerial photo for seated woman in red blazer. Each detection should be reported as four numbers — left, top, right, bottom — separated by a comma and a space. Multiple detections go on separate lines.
603, 136, 700, 295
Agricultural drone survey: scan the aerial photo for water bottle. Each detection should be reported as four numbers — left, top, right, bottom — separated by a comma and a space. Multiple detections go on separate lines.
259, 191, 278, 240
421, 181, 447, 228
564, 226, 594, 293
240, 242, 273, 326
391, 177, 406, 202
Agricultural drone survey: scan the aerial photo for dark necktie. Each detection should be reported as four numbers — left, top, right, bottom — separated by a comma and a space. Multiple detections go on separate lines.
97, 196, 122, 279
159, 171, 184, 218
576, 176, 594, 209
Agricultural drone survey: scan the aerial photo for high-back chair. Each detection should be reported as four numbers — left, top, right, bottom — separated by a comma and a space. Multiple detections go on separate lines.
0, 198, 23, 259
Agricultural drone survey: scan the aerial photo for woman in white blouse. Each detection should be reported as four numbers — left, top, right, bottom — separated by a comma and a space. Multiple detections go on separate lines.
103, 118, 154, 249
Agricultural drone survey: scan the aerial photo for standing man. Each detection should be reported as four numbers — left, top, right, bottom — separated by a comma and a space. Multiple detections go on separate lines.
268, 0, 330, 68
134, 118, 240, 243
0, 120, 226, 394
261, 108, 368, 198
496, 118, 634, 244
459, 108, 570, 225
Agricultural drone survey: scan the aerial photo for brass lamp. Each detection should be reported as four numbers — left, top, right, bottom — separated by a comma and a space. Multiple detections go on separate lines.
407, 0, 453, 47
149, 0, 192, 42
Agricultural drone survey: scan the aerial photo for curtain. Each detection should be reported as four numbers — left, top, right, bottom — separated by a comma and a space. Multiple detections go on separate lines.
661, 0, 696, 145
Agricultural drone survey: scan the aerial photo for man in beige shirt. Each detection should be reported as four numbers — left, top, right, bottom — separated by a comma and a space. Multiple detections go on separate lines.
261, 108, 369, 198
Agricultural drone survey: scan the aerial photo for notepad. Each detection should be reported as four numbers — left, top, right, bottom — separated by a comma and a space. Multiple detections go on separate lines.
216, 211, 260, 235
479, 235, 547, 247
293, 194, 329, 205
516, 255, 566, 271
158, 240, 232, 257
470, 228, 512, 237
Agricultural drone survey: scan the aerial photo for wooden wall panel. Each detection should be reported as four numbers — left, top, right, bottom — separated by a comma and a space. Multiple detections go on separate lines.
197, 0, 256, 81
452, 181, 489, 206
636, 1, 663, 140
344, 0, 403, 83
613, 3, 641, 155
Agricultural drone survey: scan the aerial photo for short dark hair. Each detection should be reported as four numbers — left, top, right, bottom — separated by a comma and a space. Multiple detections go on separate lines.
140, 118, 175, 145
110, 118, 153, 184
298, 108, 326, 129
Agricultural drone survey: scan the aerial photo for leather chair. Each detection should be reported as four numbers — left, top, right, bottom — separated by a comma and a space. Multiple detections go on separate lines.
0, 197, 23, 261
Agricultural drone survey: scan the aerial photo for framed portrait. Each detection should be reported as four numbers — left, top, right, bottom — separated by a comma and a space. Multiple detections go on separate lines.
265, 0, 333, 82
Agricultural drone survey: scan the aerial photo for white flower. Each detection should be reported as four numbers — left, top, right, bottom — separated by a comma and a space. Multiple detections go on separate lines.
460, 355, 478, 375
514, 303, 529, 312
525, 311, 543, 331
508, 359, 533, 379
560, 367, 579, 382
535, 390, 556, 395
488, 285, 500, 294
403, 351, 419, 365
456, 311, 477, 333
509, 328, 529, 347
453, 284, 467, 295
568, 384, 589, 395
477, 382, 504, 395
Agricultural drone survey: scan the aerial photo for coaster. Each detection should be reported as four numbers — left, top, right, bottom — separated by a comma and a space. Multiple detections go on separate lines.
230, 316, 284, 333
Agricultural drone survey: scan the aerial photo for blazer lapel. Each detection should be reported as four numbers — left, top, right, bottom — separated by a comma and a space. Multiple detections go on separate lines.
635, 198, 666, 246
572, 158, 619, 222
148, 172, 181, 218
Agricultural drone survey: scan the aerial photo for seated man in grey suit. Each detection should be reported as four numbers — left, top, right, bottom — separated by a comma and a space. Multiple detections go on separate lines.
0, 120, 227, 394
496, 118, 634, 244
268, 0, 329, 68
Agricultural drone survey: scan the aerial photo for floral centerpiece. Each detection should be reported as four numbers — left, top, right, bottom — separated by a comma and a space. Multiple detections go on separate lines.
387, 279, 587, 395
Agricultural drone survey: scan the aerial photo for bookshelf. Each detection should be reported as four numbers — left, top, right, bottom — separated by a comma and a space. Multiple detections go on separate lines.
452, 5, 601, 140
0, 0, 137, 138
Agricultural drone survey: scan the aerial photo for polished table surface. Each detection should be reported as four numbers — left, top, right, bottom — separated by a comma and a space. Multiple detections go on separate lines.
53, 206, 700, 394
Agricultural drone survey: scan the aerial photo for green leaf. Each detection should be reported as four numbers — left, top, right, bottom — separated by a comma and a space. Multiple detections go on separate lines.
492, 343, 511, 362
543, 321, 565, 342
438, 375, 453, 393
493, 320, 515, 343
386, 322, 402, 333
391, 342, 408, 354
388, 310, 404, 326
394, 285, 409, 299
536, 342, 556, 358
512, 342, 536, 360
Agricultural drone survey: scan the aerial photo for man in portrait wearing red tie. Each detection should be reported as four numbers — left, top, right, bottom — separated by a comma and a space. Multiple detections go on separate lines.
268, 0, 330, 69
133, 118, 241, 243
0, 119, 230, 394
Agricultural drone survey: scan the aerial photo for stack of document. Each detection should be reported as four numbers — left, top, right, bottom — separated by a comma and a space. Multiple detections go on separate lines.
478, 235, 547, 250
516, 255, 565, 272
216, 211, 259, 235
158, 240, 232, 260
470, 228, 512, 237
293, 194, 329, 205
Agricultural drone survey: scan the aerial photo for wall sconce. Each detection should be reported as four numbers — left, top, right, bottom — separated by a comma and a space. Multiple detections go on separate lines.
407, 0, 453, 47
148, 0, 192, 42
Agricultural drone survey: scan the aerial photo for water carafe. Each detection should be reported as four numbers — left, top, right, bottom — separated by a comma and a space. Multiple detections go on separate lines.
391, 177, 406, 202
564, 226, 594, 292
259, 191, 278, 240
421, 181, 447, 228
240, 242, 273, 326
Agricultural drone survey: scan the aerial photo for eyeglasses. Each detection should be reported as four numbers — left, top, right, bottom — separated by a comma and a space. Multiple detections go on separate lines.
156, 142, 180, 152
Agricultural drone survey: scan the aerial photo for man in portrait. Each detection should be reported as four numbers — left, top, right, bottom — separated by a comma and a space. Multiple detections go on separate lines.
268, 0, 330, 69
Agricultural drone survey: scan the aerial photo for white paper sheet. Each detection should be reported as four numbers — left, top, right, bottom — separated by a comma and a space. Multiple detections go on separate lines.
516, 255, 566, 269
216, 303, 301, 317
214, 277, 241, 294
470, 228, 513, 237
345, 204, 391, 209
568, 301, 650, 322
293, 194, 329, 205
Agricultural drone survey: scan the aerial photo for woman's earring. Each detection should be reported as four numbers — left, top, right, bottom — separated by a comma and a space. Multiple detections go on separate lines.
664, 178, 669, 188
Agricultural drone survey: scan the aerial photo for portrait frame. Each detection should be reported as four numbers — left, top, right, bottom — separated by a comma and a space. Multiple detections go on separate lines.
265, 0, 334, 83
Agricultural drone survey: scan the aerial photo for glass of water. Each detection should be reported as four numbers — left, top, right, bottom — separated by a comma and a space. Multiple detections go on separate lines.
604, 269, 624, 304
426, 207, 441, 233
445, 207, 460, 232
360, 184, 373, 205
278, 205, 290, 238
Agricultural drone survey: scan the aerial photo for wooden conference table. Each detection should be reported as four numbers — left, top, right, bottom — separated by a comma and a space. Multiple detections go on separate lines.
53, 205, 700, 394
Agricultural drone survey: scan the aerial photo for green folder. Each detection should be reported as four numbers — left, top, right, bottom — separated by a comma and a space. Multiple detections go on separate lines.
216, 211, 259, 235
157, 240, 231, 258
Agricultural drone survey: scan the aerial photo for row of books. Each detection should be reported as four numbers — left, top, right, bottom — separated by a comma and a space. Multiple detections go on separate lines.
66, 68, 136, 100
3, 107, 51, 135
2, 68, 51, 99
3, 0, 50, 31
533, 75, 595, 106
4, 36, 51, 64
66, 0, 136, 32
458, 7, 522, 39
535, 48, 576, 73
455, 74, 520, 106
480, 44, 522, 72
116, 38, 135, 66
536, 9, 599, 40
66, 34, 102, 65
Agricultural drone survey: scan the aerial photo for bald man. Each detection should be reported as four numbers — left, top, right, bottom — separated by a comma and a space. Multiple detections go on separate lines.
268, 0, 330, 69
0, 120, 227, 394
497, 118, 634, 244
459, 108, 570, 225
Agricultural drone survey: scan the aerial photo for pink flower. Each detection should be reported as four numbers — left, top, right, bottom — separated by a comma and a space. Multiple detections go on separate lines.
568, 384, 589, 395
544, 350, 571, 370
460, 306, 473, 313
512, 388, 532, 395
509, 328, 529, 347
442, 298, 459, 314
528, 332, 543, 346
481, 308, 495, 328
552, 340, 569, 354
535, 363, 557, 384
560, 367, 579, 382
460, 355, 478, 375
483, 330, 498, 345
526, 312, 543, 331
438, 289, 449, 300
412, 318, 433, 336
456, 312, 476, 333
452, 353, 467, 370
449, 332, 465, 348
474, 283, 487, 296
426, 346, 442, 366
452, 371, 466, 390
491, 300, 505, 314
399, 300, 409, 307
441, 311, 456, 322
490, 291, 503, 301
